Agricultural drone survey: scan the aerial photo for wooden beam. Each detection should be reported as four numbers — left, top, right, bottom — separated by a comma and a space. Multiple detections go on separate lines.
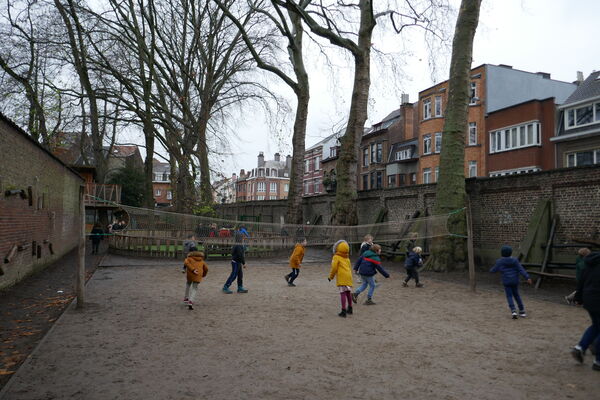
535, 216, 558, 290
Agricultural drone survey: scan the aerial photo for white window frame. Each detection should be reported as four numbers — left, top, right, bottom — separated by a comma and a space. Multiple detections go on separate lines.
489, 166, 542, 177
469, 82, 478, 105
434, 96, 442, 117
370, 143, 376, 163
434, 132, 442, 153
155, 189, 161, 196
423, 168, 431, 184
468, 161, 477, 178
257, 182, 266, 192
435, 166, 439, 182
305, 160, 310, 173
269, 195, 277, 200
565, 101, 600, 130
257, 195, 265, 200
284, 183, 289, 192
376, 142, 383, 163
468, 122, 477, 145
395, 149, 411, 161
363, 148, 369, 167
423, 98, 432, 120
565, 148, 600, 167
270, 182, 277, 192
489, 121, 541, 153
166, 191, 172, 200
423, 134, 432, 155
315, 156, 320, 171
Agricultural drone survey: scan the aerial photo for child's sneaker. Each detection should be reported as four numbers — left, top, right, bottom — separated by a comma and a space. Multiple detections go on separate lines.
364, 298, 376, 305
519, 311, 527, 318
222, 286, 233, 294
183, 298, 189, 304
237, 286, 248, 293
402, 281, 408, 287
571, 346, 584, 363
415, 283, 424, 288
351, 293, 358, 304
338, 309, 347, 318
188, 302, 194, 310
284, 275, 290, 283
511, 310, 518, 319
592, 362, 600, 371
288, 282, 296, 287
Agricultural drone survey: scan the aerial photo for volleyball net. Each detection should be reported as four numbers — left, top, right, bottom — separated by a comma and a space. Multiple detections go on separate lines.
109, 202, 463, 250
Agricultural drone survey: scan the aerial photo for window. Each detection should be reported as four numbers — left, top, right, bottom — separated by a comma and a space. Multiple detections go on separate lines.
284, 184, 289, 192
272, 168, 277, 176
314, 179, 321, 193
370, 143, 376, 163
315, 156, 320, 171
257, 182, 266, 192
162, 173, 169, 181
565, 148, 600, 167
423, 98, 432, 119
434, 132, 442, 153
362, 174, 369, 190
258, 168, 264, 177
363, 148, 369, 167
166, 191, 172, 200
304, 180, 310, 194
489, 122, 541, 153
423, 134, 432, 155
376, 171, 382, 189
370, 172, 376, 189
410, 173, 416, 184
270, 195, 277, 200
155, 189, 161, 196
423, 168, 431, 184
434, 96, 442, 117
435, 167, 439, 182
305, 160, 310, 173
266, 169, 270, 177
398, 174, 405, 186
270, 182, 277, 192
388, 175, 396, 187
469, 82, 477, 104
468, 122, 477, 145
376, 143, 383, 163
395, 149, 411, 160
489, 166, 542, 177
566, 101, 600, 129
468, 161, 477, 178
330, 147, 337, 158
257, 195, 265, 200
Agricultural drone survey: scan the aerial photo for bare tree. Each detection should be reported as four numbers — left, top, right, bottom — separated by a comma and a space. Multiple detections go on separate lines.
430, 0, 482, 271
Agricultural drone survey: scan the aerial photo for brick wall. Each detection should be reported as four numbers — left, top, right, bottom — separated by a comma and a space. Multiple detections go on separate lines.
217, 164, 600, 266
0, 118, 83, 289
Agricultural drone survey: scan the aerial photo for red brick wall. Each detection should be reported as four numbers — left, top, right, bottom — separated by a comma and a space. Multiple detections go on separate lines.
0, 118, 83, 289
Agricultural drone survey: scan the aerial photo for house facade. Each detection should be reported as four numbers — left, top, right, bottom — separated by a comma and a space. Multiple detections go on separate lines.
417, 64, 576, 183
213, 173, 237, 204
152, 159, 173, 207
236, 152, 291, 201
553, 71, 600, 168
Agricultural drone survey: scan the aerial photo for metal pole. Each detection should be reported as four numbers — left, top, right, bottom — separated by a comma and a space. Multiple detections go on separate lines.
76, 185, 85, 308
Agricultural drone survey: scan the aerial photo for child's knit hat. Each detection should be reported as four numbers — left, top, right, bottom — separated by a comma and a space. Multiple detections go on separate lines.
501, 245, 512, 257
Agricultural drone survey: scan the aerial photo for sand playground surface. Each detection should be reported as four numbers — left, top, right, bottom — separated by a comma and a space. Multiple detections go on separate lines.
1, 251, 598, 400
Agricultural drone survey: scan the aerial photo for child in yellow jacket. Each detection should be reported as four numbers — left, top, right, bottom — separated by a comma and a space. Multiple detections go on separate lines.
183, 251, 208, 310
285, 238, 306, 287
328, 240, 353, 317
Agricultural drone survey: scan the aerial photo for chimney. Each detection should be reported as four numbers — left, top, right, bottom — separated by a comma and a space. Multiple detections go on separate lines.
232, 173, 237, 180
240, 169, 245, 177
286, 155, 292, 171
401, 93, 410, 105
258, 151, 265, 167
274, 152, 280, 162
577, 71, 584, 83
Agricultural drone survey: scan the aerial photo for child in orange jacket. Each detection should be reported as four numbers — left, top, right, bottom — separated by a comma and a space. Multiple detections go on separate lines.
285, 238, 306, 287
183, 251, 208, 310
328, 240, 354, 317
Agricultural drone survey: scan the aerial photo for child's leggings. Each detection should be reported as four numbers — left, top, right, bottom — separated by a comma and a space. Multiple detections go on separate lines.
185, 281, 199, 303
404, 268, 419, 283
288, 268, 299, 283
503, 284, 524, 311
340, 290, 352, 309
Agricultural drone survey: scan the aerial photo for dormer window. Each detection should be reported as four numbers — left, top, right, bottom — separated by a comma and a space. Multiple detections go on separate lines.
565, 101, 600, 129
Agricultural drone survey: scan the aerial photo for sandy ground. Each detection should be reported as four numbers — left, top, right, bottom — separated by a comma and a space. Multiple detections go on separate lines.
1, 251, 598, 400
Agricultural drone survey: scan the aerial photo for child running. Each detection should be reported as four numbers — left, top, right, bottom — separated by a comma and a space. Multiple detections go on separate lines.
285, 238, 306, 287
352, 244, 390, 305
183, 251, 208, 310
222, 234, 248, 294
328, 240, 353, 318
403, 246, 424, 288
490, 245, 532, 319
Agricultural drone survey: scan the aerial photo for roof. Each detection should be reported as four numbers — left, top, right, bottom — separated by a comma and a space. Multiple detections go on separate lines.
306, 129, 344, 151
0, 113, 84, 181
563, 71, 600, 105
109, 145, 139, 158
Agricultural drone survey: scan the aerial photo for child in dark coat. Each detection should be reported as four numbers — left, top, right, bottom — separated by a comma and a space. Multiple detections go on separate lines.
352, 244, 390, 305
222, 234, 248, 294
90, 224, 104, 255
403, 246, 424, 288
490, 245, 532, 319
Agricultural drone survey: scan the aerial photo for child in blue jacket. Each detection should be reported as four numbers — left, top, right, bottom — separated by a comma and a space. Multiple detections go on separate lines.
352, 244, 390, 305
490, 245, 532, 319
403, 246, 424, 288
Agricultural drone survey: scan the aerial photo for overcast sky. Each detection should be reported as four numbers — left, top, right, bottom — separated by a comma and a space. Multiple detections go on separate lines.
159, 0, 600, 179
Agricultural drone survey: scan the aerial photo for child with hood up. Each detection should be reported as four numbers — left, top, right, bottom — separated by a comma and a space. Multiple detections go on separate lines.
490, 245, 532, 319
285, 238, 306, 287
328, 240, 354, 318
183, 251, 208, 310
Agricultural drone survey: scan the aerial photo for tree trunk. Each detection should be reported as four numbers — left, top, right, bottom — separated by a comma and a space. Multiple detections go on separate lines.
173, 152, 196, 214
429, 0, 482, 272
332, 0, 375, 226
197, 106, 213, 207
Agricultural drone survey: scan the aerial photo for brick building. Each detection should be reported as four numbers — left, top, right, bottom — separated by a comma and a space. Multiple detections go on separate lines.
486, 98, 557, 176
236, 152, 291, 201
553, 70, 600, 168
152, 159, 173, 207
417, 64, 576, 183
303, 131, 343, 196
0, 113, 84, 289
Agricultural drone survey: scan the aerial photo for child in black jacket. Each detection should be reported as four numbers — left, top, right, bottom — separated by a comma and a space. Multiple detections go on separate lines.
403, 246, 424, 288
222, 234, 248, 294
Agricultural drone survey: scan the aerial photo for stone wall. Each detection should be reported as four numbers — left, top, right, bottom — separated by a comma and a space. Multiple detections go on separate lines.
217, 164, 600, 266
0, 117, 83, 289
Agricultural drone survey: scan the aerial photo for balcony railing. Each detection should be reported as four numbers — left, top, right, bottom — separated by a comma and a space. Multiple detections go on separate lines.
84, 183, 122, 206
